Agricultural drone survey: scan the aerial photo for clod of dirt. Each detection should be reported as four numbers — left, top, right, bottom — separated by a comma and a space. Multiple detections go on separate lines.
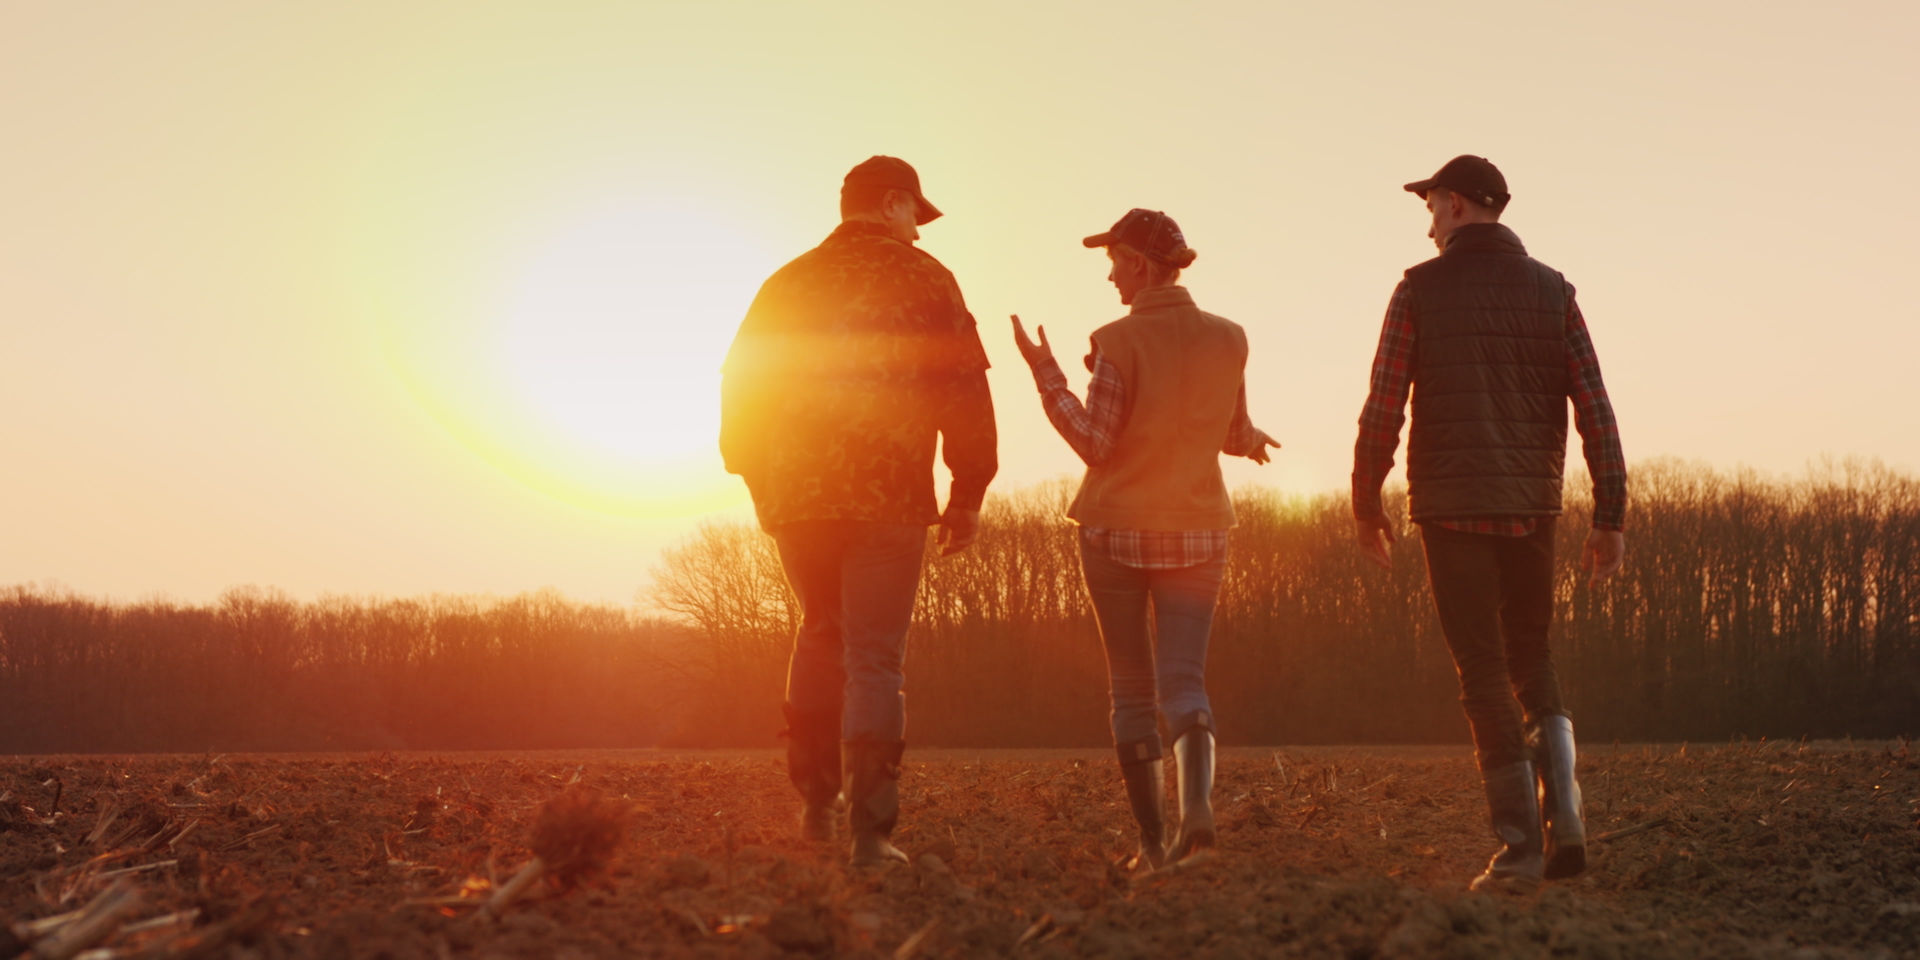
916, 854, 976, 903
529, 786, 630, 892
403, 796, 438, 831
764, 904, 833, 954
662, 853, 712, 889
500, 911, 556, 937
1021, 848, 1061, 881
955, 919, 1020, 954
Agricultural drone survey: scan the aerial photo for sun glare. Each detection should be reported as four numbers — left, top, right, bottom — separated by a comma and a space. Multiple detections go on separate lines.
480, 197, 773, 516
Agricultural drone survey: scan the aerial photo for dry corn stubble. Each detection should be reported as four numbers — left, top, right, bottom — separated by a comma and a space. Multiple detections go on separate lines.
4, 746, 1919, 958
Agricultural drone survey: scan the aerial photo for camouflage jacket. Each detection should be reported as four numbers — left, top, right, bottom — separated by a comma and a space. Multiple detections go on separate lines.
719, 220, 997, 528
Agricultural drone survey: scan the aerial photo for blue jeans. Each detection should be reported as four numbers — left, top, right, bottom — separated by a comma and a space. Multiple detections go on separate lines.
771, 520, 927, 742
1079, 540, 1226, 756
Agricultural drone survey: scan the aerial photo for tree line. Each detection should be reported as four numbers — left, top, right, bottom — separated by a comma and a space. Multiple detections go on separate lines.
0, 588, 689, 753
4, 460, 1917, 752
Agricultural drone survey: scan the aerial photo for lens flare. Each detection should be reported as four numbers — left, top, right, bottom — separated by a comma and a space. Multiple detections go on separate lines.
481, 197, 773, 515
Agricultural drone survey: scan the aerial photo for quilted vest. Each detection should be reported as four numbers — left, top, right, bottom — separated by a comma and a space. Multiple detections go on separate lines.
1404, 223, 1571, 522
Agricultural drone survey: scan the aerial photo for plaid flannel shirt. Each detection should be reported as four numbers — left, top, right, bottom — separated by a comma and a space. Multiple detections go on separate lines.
1351, 279, 1627, 536
1033, 349, 1265, 568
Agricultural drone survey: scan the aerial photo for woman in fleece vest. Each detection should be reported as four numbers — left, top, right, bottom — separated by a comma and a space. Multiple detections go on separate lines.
1012, 208, 1279, 872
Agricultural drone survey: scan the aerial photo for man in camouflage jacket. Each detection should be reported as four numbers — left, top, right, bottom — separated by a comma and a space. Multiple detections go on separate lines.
720, 156, 997, 866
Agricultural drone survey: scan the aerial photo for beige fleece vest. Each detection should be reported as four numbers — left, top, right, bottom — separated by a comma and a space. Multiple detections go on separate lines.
1066, 286, 1248, 531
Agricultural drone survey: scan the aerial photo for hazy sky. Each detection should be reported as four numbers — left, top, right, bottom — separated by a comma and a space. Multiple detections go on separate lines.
3, 1, 1916, 603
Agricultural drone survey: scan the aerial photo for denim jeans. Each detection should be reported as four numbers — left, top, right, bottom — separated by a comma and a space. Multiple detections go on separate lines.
1079, 540, 1226, 756
1419, 518, 1566, 771
771, 520, 927, 743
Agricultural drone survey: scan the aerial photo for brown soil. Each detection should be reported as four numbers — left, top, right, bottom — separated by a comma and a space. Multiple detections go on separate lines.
3, 742, 1917, 959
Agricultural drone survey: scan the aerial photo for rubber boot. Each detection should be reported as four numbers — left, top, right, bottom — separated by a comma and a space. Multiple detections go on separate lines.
843, 740, 909, 867
1531, 715, 1587, 879
1470, 761, 1544, 893
783, 704, 843, 843
1169, 714, 1216, 862
1116, 738, 1168, 873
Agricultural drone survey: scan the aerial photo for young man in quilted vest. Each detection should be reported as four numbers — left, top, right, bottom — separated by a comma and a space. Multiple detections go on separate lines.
1350, 155, 1628, 891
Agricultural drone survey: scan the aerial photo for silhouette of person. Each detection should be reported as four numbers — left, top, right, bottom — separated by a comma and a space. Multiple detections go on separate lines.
1013, 209, 1277, 873
720, 156, 997, 866
1350, 156, 1627, 891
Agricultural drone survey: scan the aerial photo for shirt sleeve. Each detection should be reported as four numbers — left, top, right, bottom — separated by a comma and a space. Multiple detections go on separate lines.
1566, 294, 1628, 531
1220, 382, 1266, 458
936, 363, 998, 513
1351, 280, 1416, 525
927, 276, 997, 513
718, 277, 786, 481
1031, 347, 1127, 467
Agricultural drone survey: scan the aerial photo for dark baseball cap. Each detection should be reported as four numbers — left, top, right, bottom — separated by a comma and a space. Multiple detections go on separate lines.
843, 155, 942, 225
1403, 155, 1510, 211
1082, 208, 1187, 263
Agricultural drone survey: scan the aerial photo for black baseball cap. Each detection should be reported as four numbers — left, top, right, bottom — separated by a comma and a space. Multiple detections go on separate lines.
843, 156, 942, 225
1403, 155, 1510, 211
1082, 208, 1187, 263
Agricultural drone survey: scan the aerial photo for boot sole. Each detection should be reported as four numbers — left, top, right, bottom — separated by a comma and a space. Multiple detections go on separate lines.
1544, 844, 1586, 880
850, 836, 909, 868
1130, 848, 1216, 886
1171, 826, 1216, 863
1470, 872, 1542, 894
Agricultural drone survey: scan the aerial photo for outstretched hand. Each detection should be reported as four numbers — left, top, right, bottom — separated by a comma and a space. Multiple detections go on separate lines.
1248, 430, 1281, 465
1011, 314, 1054, 369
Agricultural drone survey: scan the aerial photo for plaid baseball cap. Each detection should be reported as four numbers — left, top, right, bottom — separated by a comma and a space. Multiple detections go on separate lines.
843, 156, 942, 225
1082, 208, 1187, 263
1403, 155, 1510, 211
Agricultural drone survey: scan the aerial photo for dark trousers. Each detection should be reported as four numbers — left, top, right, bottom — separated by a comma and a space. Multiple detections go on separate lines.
770, 520, 926, 743
1419, 518, 1566, 771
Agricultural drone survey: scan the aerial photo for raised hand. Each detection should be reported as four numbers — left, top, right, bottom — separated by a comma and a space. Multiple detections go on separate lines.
1011, 314, 1054, 369
1248, 430, 1281, 465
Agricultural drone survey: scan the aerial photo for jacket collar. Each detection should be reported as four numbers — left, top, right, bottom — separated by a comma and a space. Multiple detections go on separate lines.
1442, 222, 1526, 256
1128, 285, 1195, 314
829, 219, 901, 243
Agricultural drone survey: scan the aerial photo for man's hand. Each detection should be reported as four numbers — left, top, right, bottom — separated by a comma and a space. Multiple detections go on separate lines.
1247, 430, 1281, 465
937, 507, 981, 557
1354, 517, 1395, 570
1580, 529, 1625, 585
1011, 315, 1053, 370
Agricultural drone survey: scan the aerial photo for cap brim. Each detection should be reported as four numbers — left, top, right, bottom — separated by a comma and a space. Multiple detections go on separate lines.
1082, 231, 1117, 248
1403, 177, 1437, 198
913, 196, 942, 226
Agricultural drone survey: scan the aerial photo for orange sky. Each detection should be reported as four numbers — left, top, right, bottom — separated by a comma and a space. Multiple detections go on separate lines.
2, 2, 1916, 603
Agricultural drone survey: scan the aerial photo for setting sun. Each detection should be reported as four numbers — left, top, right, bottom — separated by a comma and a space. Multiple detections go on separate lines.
5, 3, 1920, 954
489, 197, 770, 513
367, 185, 777, 520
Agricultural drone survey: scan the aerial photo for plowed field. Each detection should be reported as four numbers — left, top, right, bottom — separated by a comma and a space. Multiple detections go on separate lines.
4, 743, 1918, 959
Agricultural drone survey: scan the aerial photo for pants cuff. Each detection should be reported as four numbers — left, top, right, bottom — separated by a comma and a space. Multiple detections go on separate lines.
1168, 709, 1215, 745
